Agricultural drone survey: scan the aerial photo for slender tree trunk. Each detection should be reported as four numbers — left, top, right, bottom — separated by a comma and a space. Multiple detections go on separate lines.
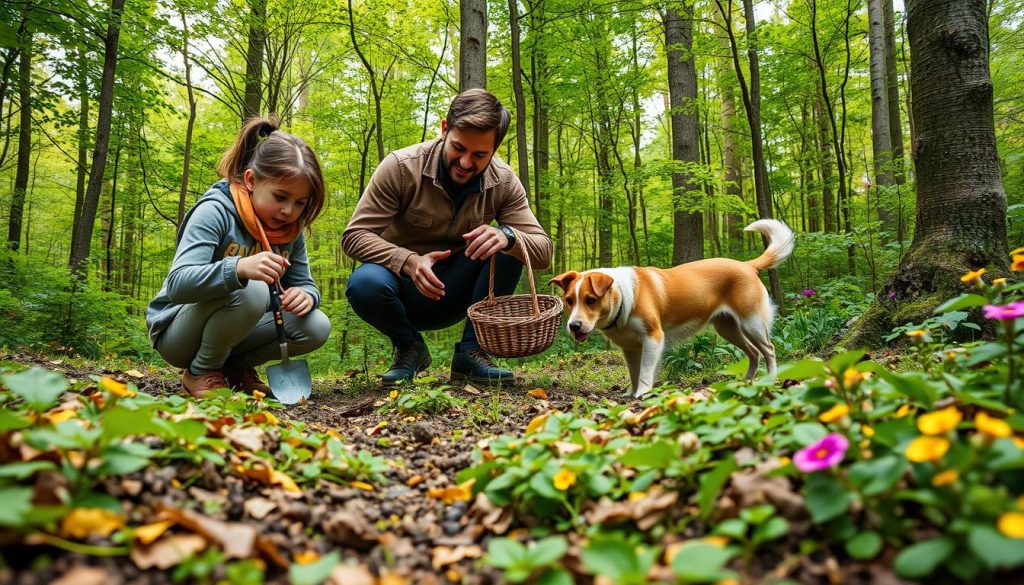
242, 0, 266, 121
666, 5, 702, 265
508, 0, 530, 198
528, 0, 549, 232
348, 0, 384, 162
718, 21, 742, 252
459, 0, 486, 90
70, 0, 126, 274
815, 86, 835, 234
71, 47, 89, 253
868, 0, 895, 237
6, 26, 30, 251
883, 0, 904, 183
178, 9, 197, 226
846, 0, 1007, 348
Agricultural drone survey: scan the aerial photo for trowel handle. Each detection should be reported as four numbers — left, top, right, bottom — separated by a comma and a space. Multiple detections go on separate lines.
268, 283, 288, 345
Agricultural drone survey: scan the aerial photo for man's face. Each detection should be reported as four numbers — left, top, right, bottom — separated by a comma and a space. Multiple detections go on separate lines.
441, 120, 497, 186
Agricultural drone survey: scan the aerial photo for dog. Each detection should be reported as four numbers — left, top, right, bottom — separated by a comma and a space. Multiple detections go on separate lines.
548, 219, 794, 398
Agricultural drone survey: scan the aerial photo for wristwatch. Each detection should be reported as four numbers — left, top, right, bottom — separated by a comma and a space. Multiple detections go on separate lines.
499, 225, 516, 251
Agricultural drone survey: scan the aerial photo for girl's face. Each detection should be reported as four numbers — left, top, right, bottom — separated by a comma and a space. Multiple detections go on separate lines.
244, 169, 311, 229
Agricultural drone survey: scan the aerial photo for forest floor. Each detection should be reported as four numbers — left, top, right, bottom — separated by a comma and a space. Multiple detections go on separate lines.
1, 349, 674, 585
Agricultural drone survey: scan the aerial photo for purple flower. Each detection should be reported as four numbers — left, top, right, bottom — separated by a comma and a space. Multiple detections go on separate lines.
802, 289, 816, 298
983, 301, 1024, 320
888, 291, 897, 300
793, 433, 849, 473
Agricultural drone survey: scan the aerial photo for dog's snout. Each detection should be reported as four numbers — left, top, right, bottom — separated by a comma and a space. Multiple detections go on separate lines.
569, 321, 582, 333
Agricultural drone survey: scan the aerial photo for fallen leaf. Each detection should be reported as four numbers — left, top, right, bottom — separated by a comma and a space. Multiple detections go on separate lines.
238, 463, 302, 493
432, 544, 483, 569
130, 534, 207, 570
462, 383, 482, 395
625, 405, 661, 425
244, 497, 277, 520
60, 508, 125, 540
470, 492, 512, 534
246, 411, 280, 426
293, 549, 320, 565
378, 570, 410, 585
406, 475, 426, 487
350, 481, 374, 492
51, 567, 109, 585
581, 427, 612, 446
134, 520, 175, 545
427, 479, 475, 504
527, 388, 549, 400
327, 564, 377, 585
157, 505, 258, 559
343, 368, 362, 378
367, 421, 388, 436
554, 441, 583, 455
526, 412, 551, 434
125, 369, 145, 378
323, 509, 380, 551
224, 426, 266, 452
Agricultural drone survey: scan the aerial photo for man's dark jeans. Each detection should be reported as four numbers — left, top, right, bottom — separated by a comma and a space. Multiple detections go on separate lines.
346, 252, 524, 350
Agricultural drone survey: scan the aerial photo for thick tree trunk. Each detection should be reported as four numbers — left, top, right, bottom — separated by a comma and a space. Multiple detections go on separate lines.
508, 0, 530, 198
868, 0, 895, 237
242, 0, 266, 121
883, 0, 904, 183
6, 27, 30, 251
845, 0, 1007, 348
666, 5, 702, 265
459, 0, 486, 90
70, 0, 126, 274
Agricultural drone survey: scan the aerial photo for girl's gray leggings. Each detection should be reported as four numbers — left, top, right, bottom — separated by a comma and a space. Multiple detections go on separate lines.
155, 280, 331, 373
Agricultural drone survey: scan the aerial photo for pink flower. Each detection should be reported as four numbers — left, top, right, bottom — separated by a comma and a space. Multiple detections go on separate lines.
983, 301, 1024, 320
793, 433, 849, 472
802, 289, 816, 297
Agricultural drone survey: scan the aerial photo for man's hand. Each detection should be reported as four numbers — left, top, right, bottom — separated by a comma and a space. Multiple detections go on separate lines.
402, 250, 451, 300
281, 288, 314, 316
462, 225, 508, 261
237, 251, 289, 284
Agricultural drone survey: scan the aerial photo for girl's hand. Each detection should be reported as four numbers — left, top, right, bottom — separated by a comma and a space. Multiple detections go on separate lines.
280, 287, 313, 316
237, 252, 289, 284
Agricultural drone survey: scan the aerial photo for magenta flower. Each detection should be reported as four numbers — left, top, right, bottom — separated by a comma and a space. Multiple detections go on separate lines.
802, 289, 816, 298
793, 433, 849, 472
983, 301, 1024, 320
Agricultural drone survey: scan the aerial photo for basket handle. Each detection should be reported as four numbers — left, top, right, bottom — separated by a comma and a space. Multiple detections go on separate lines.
487, 227, 541, 317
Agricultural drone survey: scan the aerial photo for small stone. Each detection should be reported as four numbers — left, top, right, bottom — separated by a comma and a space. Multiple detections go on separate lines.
442, 521, 462, 536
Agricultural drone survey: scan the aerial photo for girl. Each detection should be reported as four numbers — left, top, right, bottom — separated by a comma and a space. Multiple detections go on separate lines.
146, 117, 331, 398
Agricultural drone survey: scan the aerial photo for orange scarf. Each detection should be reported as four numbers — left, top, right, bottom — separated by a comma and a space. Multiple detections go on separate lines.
229, 182, 302, 249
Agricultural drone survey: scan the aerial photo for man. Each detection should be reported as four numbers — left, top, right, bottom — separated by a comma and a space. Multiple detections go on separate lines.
343, 89, 552, 386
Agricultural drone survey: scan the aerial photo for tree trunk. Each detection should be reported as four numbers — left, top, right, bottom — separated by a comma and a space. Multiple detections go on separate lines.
459, 0, 486, 90
178, 9, 196, 226
868, 0, 895, 236
815, 86, 835, 234
71, 47, 89, 254
70, 0, 126, 274
242, 0, 266, 121
528, 0, 549, 232
348, 0, 385, 163
666, 5, 702, 265
508, 0, 530, 198
845, 0, 1007, 348
717, 16, 743, 252
6, 26, 30, 251
883, 0, 904, 183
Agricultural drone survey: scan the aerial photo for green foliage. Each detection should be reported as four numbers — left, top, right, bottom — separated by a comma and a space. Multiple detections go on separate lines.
377, 380, 467, 416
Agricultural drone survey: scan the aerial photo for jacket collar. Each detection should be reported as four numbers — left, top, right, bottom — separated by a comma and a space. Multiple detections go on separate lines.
422, 137, 500, 192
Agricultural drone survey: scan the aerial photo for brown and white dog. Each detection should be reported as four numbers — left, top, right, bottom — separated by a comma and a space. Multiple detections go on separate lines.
548, 220, 794, 398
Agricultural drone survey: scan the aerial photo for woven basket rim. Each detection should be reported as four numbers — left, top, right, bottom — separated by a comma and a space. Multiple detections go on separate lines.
467, 294, 564, 323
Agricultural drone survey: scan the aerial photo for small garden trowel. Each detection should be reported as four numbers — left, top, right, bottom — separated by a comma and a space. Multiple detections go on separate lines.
265, 284, 312, 405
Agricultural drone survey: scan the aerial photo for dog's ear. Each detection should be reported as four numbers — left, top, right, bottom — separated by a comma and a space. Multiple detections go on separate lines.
589, 273, 615, 297
547, 271, 578, 293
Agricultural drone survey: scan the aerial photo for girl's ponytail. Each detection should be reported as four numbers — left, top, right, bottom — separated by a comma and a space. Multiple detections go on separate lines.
217, 116, 281, 183
215, 115, 326, 231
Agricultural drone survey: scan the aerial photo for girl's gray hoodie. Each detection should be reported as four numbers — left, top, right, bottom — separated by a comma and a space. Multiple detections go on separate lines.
145, 181, 321, 345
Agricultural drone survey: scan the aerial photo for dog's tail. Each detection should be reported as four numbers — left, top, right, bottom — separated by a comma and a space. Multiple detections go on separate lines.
744, 219, 795, 271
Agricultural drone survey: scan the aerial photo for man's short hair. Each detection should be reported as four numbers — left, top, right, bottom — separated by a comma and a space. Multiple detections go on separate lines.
445, 89, 511, 148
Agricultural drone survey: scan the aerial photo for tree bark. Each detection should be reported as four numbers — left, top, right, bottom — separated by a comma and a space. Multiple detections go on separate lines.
242, 0, 266, 121
868, 0, 895, 235
459, 0, 486, 90
665, 5, 702, 265
348, 0, 385, 163
70, 0, 126, 274
883, 0, 904, 183
528, 0, 549, 232
717, 14, 742, 252
845, 0, 1007, 348
178, 9, 197, 226
71, 47, 89, 254
508, 0, 530, 198
6, 25, 30, 251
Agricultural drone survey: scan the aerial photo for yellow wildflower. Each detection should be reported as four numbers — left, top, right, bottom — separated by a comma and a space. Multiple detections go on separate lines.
895, 404, 913, 418
905, 436, 950, 462
917, 406, 962, 435
862, 425, 875, 437
993, 278, 1008, 290
1013, 254, 1024, 272
997, 512, 1024, 539
931, 469, 959, 487
819, 403, 850, 424
1011, 246, 1024, 257
553, 468, 577, 491
293, 550, 320, 564
960, 268, 985, 284
100, 376, 136, 399
1014, 437, 1024, 450
905, 330, 930, 343
975, 411, 1012, 438
389, 390, 399, 400
252, 390, 266, 403
61, 508, 125, 539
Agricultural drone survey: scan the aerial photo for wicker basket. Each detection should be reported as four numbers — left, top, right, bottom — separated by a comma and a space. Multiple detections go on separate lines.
467, 233, 563, 358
